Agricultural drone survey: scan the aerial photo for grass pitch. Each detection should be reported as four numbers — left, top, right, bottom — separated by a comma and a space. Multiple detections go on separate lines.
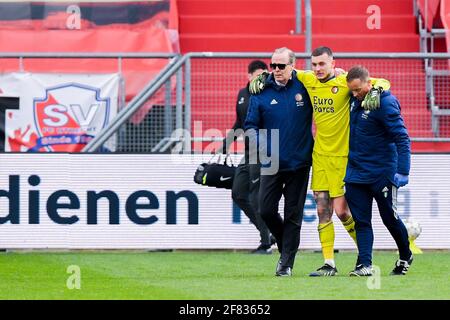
0, 250, 449, 300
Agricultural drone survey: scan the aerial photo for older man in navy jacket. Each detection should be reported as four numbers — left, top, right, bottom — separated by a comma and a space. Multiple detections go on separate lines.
345, 66, 413, 277
245, 47, 313, 277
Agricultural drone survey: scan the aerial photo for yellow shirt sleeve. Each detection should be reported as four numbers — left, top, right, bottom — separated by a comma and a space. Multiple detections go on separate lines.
295, 69, 316, 87
335, 74, 390, 91
336, 73, 349, 86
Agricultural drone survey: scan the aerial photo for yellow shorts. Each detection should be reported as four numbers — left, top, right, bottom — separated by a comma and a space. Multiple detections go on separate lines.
311, 151, 348, 198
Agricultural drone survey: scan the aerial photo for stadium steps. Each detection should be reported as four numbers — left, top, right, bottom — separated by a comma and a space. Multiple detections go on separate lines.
180, 14, 416, 35
178, 0, 415, 15
432, 1, 450, 133
179, 33, 420, 52
177, 0, 450, 148
178, 0, 420, 52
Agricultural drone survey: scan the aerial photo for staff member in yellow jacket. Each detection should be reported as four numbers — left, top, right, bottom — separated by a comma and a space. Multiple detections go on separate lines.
250, 46, 390, 276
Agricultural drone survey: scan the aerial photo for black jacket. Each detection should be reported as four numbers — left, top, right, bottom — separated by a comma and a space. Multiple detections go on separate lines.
222, 84, 251, 161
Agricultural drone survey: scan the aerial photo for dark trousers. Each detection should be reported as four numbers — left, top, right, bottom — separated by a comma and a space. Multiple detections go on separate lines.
259, 166, 310, 268
345, 178, 411, 267
232, 163, 271, 246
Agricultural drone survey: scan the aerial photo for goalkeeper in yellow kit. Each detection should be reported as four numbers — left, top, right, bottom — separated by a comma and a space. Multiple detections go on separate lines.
250, 46, 390, 276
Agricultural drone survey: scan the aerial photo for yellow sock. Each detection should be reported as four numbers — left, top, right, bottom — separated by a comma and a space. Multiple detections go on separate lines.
409, 239, 423, 254
318, 221, 335, 261
342, 215, 357, 243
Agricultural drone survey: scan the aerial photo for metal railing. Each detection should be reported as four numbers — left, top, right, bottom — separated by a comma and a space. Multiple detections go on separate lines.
295, 0, 312, 68
0, 52, 177, 71
81, 52, 450, 154
0, 52, 180, 153
83, 54, 187, 152
1, 52, 449, 153
414, 0, 450, 137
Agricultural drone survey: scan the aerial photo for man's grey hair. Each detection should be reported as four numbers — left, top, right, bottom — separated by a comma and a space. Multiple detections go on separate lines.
273, 47, 296, 65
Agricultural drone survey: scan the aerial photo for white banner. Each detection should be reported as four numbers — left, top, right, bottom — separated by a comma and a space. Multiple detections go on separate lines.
0, 153, 448, 249
0, 72, 119, 152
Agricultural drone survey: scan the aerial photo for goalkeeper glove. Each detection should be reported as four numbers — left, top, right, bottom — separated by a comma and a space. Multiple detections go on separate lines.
362, 87, 383, 111
249, 71, 269, 94
394, 173, 409, 188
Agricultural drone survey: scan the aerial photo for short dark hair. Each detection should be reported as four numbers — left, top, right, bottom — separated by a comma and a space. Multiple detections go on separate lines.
346, 65, 370, 82
312, 46, 333, 57
248, 60, 268, 74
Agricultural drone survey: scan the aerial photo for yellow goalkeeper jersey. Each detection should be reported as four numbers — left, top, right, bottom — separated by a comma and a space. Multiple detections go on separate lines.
296, 71, 390, 156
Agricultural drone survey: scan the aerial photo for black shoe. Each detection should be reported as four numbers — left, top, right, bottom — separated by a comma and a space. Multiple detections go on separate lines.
270, 235, 277, 246
309, 263, 338, 277
251, 244, 272, 254
275, 259, 282, 273
349, 264, 373, 277
390, 255, 413, 275
276, 266, 292, 277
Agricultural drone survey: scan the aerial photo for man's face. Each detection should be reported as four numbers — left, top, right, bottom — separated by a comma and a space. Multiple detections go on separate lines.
248, 68, 266, 82
270, 52, 294, 85
311, 53, 335, 80
347, 78, 372, 101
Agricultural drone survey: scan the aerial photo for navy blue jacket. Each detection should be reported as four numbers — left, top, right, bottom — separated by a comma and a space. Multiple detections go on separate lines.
244, 71, 313, 171
345, 90, 411, 184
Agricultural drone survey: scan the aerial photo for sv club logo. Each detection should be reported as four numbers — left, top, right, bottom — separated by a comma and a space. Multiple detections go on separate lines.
32, 83, 110, 152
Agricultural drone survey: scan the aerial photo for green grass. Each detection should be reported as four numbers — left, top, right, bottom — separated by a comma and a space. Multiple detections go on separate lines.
0, 250, 449, 300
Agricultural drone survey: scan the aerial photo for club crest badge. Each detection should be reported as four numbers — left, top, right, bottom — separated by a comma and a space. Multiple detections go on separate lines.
33, 83, 110, 152
295, 93, 304, 107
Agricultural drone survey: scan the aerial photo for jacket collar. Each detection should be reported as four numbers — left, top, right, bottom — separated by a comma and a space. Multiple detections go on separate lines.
266, 70, 297, 91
